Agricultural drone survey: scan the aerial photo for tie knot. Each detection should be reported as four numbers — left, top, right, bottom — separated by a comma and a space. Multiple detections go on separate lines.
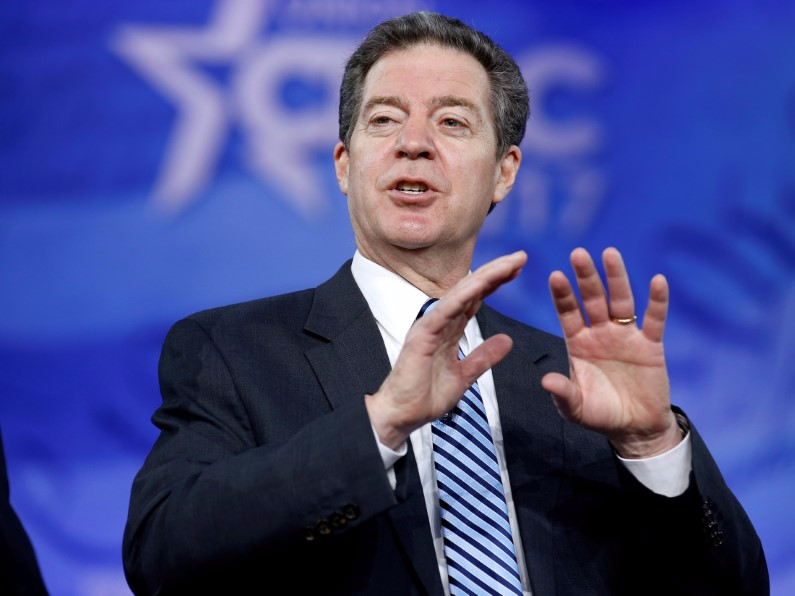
416, 297, 440, 320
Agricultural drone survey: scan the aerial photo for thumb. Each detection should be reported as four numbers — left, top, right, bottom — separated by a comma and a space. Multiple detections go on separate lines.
541, 372, 582, 422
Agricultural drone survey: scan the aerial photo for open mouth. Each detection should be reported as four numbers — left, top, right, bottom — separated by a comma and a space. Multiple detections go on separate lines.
395, 181, 428, 194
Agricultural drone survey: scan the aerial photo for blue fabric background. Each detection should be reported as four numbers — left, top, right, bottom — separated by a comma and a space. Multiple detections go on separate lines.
1, 1, 793, 593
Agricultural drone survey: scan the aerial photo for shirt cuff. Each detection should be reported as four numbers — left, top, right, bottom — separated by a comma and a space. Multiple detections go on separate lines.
371, 423, 408, 490
616, 432, 692, 497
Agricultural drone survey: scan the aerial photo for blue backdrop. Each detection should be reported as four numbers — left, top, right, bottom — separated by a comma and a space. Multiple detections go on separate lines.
1, 1, 794, 593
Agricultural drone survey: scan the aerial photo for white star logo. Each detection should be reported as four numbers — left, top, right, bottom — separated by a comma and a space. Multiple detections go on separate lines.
111, 0, 352, 217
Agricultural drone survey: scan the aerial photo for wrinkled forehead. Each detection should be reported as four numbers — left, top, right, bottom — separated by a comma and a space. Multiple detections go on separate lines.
361, 43, 493, 112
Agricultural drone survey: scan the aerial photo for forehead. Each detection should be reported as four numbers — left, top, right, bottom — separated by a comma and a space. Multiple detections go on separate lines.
362, 44, 491, 111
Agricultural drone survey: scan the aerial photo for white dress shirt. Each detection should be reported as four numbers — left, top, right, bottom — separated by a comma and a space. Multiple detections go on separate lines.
350, 250, 692, 595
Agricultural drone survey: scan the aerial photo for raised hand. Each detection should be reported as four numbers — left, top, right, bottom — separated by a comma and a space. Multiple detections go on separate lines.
366, 251, 527, 449
540, 247, 682, 458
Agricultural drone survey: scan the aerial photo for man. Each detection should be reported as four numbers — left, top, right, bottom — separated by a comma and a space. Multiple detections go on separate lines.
123, 11, 768, 595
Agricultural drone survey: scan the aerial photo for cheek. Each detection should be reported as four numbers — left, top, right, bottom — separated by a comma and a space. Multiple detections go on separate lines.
452, 161, 499, 198
350, 152, 378, 188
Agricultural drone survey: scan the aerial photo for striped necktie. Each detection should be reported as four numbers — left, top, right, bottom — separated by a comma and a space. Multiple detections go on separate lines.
417, 298, 523, 595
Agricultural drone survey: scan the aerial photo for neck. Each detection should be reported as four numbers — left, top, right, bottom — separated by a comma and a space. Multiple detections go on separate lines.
357, 243, 473, 298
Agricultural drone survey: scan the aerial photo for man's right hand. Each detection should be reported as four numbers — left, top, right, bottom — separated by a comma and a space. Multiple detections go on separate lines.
365, 251, 527, 449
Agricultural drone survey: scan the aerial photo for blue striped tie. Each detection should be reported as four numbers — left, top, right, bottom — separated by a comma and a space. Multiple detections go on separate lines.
417, 298, 523, 595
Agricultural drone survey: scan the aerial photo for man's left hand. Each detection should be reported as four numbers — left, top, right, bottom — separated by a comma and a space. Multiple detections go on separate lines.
540, 247, 682, 458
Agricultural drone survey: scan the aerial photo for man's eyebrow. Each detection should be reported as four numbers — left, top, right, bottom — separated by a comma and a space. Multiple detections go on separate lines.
362, 95, 407, 114
362, 95, 481, 114
431, 95, 484, 124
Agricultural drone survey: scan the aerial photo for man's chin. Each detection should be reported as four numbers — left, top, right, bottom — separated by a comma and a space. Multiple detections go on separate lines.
390, 237, 438, 252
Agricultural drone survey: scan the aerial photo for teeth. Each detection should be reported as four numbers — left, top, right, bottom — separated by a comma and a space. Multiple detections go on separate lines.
396, 182, 427, 193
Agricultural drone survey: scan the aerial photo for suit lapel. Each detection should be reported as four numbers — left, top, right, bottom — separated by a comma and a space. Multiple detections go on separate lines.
478, 306, 567, 596
304, 262, 444, 596
303, 263, 392, 410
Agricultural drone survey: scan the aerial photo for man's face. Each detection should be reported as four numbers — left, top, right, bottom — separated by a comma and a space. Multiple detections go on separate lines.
334, 44, 520, 268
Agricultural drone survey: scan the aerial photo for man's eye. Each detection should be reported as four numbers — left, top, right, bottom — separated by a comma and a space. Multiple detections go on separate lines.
443, 118, 462, 127
372, 116, 393, 125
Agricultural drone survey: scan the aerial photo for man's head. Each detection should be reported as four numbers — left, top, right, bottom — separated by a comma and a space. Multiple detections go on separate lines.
333, 12, 526, 282
338, 11, 529, 159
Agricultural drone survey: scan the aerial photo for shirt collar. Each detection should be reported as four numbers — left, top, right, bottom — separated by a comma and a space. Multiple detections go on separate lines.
351, 250, 430, 347
350, 250, 477, 352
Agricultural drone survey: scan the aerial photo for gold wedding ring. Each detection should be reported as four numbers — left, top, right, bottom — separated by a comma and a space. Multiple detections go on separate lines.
610, 315, 637, 325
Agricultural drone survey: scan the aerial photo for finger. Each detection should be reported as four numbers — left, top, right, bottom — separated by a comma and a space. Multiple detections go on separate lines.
570, 248, 609, 325
540, 372, 582, 423
548, 270, 587, 338
407, 251, 527, 356
432, 334, 515, 423
641, 273, 669, 342
428, 251, 527, 330
466, 250, 527, 302
459, 334, 513, 385
602, 247, 636, 322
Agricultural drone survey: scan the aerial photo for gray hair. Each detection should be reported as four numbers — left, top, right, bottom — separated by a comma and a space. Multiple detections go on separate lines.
338, 11, 529, 159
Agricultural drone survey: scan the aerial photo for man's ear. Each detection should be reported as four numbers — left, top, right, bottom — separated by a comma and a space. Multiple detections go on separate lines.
492, 145, 522, 206
333, 141, 349, 196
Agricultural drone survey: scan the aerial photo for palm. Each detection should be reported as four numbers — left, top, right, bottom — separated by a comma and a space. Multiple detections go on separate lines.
541, 248, 678, 456
565, 319, 669, 433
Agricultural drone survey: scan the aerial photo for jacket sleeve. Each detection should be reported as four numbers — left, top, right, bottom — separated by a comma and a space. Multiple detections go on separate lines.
122, 317, 399, 594
612, 415, 769, 596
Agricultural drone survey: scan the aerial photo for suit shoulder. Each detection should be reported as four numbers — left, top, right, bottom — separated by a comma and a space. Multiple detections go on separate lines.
176, 287, 317, 335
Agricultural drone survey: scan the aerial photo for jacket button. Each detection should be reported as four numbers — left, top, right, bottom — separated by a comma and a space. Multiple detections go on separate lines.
343, 503, 360, 520
315, 519, 332, 536
330, 511, 347, 528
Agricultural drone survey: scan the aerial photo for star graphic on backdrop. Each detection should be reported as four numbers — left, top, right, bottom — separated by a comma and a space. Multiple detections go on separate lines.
111, 0, 349, 217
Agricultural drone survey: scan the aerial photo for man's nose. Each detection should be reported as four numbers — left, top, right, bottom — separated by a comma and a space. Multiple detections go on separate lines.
394, 117, 435, 159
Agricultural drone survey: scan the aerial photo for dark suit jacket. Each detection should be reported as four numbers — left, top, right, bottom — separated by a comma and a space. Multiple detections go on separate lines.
123, 261, 768, 595
0, 429, 48, 596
